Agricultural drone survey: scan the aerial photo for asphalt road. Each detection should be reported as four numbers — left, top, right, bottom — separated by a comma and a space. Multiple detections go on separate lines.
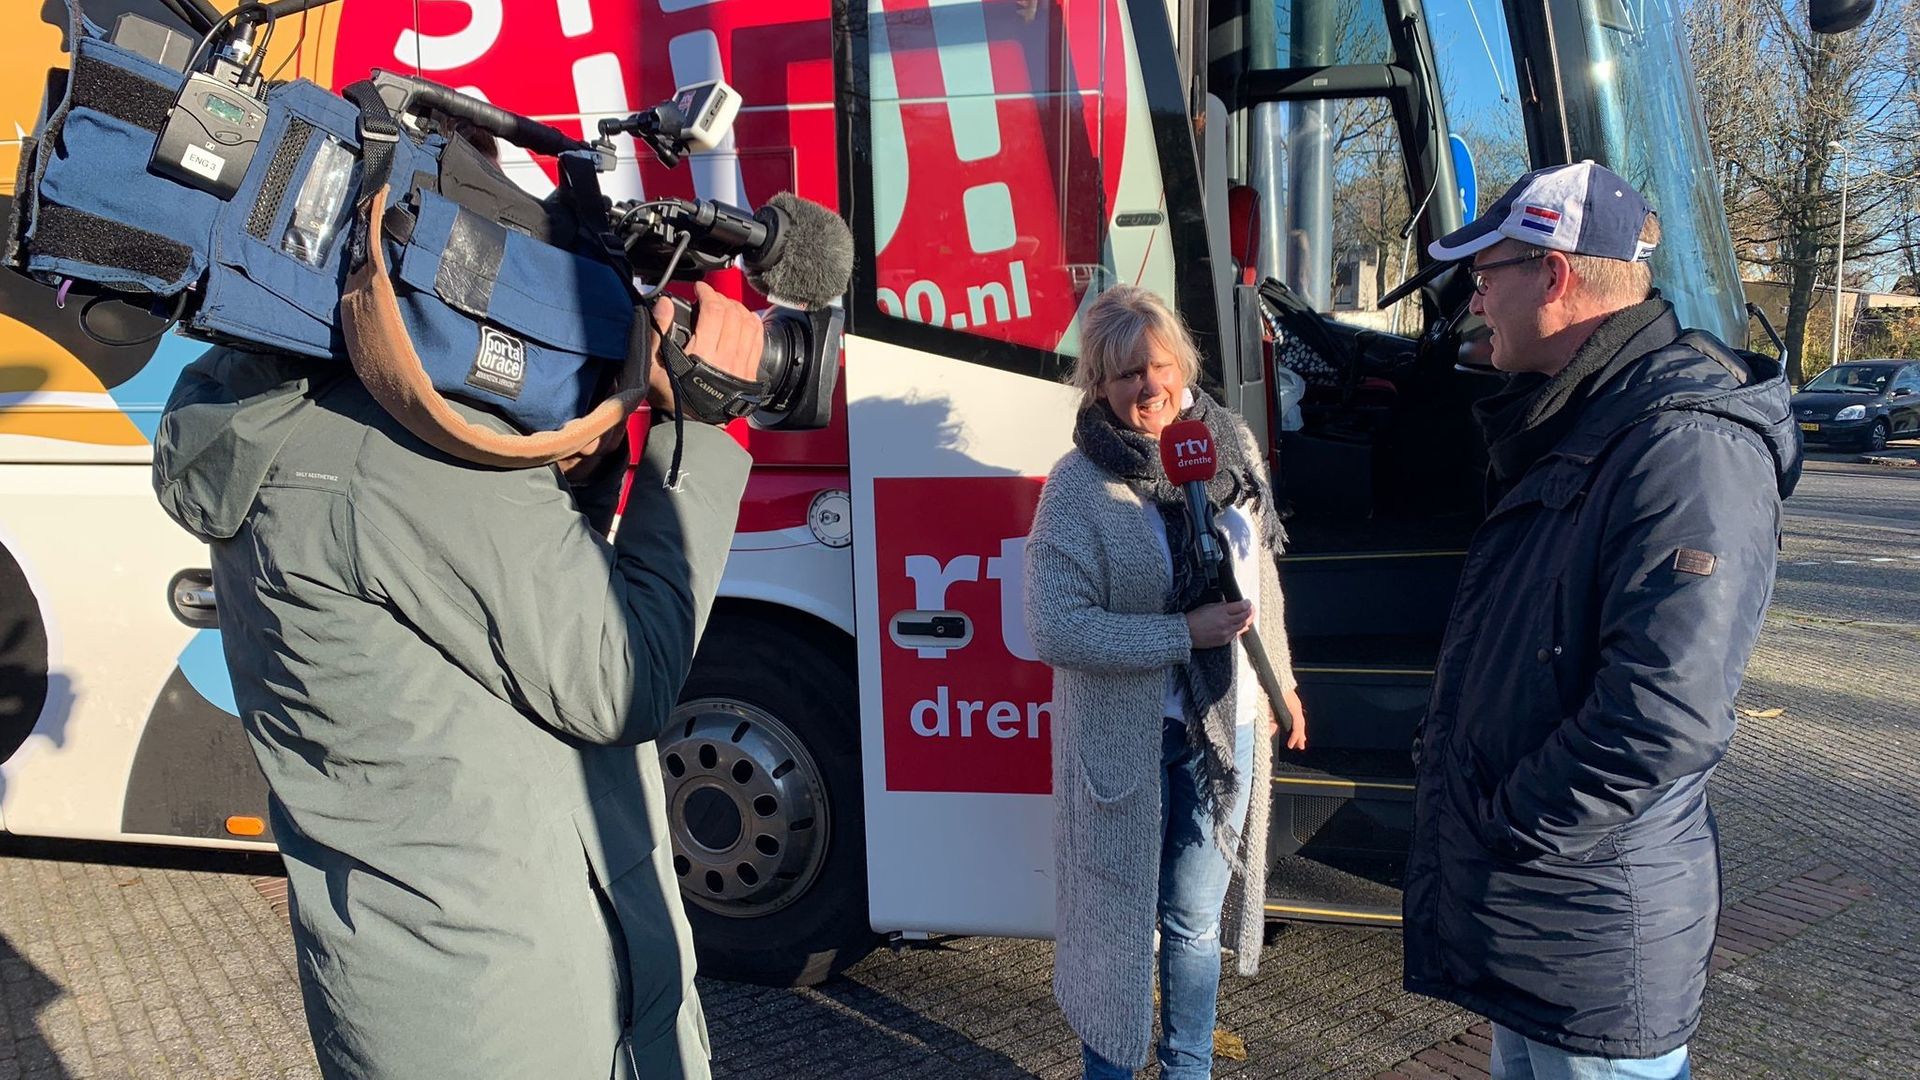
1775, 453, 1920, 628
1787, 450, 1920, 529
2, 449, 1916, 1080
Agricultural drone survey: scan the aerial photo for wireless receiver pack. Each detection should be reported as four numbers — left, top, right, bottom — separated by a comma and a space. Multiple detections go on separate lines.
145, 9, 273, 199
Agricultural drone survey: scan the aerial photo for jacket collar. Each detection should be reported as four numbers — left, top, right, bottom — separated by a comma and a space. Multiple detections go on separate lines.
1483, 305, 1800, 519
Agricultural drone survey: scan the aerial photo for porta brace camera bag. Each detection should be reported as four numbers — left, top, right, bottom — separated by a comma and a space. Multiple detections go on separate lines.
6, 1, 646, 464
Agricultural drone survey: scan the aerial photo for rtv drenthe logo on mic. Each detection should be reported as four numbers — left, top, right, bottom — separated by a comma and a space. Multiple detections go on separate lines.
1172, 435, 1212, 470
467, 326, 528, 399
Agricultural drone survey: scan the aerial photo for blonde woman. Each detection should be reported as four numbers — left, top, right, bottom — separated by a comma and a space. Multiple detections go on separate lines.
1024, 285, 1307, 1079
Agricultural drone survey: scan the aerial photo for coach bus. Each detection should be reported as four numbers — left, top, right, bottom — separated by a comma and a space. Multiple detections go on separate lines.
0, 0, 1863, 985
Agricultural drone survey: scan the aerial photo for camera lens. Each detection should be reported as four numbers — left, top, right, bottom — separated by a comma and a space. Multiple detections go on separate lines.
750, 305, 842, 431
758, 308, 806, 413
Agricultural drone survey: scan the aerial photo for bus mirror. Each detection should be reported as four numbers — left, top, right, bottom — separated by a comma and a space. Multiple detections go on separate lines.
1809, 0, 1873, 34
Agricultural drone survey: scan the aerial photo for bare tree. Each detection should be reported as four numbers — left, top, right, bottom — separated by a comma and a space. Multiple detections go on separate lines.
1329, 98, 1408, 302
1685, 0, 1914, 381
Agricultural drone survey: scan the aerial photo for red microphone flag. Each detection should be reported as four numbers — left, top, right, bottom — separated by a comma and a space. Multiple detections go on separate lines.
1158, 420, 1218, 485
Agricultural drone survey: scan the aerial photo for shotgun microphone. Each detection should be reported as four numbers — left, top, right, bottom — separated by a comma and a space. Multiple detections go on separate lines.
1156, 420, 1296, 737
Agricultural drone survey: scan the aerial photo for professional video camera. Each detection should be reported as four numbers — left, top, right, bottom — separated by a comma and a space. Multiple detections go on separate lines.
597, 84, 853, 431
358, 69, 854, 432
5, 0, 853, 465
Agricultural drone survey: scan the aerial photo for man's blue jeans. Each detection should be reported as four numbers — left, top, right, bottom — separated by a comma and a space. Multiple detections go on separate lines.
1491, 1026, 1691, 1080
1082, 717, 1255, 1080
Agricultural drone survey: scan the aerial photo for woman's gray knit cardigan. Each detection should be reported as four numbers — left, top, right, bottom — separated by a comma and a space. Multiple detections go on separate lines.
1023, 420, 1297, 1069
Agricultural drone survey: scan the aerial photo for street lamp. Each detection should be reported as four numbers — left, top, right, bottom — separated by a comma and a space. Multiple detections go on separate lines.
1829, 139, 1849, 368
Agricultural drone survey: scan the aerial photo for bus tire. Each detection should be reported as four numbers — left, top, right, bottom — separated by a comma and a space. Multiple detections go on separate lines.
662, 614, 879, 987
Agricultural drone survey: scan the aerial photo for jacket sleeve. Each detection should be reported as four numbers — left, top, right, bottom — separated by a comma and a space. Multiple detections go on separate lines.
1486, 420, 1779, 860
1023, 470, 1191, 675
354, 421, 751, 747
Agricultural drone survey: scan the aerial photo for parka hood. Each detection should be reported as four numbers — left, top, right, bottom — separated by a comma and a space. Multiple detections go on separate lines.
151, 348, 343, 542
1556, 303, 1802, 500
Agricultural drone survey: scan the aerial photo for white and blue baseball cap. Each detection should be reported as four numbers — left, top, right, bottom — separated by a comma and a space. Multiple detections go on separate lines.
1430, 160, 1657, 263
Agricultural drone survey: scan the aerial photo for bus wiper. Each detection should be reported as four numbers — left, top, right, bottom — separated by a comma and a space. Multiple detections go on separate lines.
1377, 149, 1455, 313
1378, 257, 1451, 310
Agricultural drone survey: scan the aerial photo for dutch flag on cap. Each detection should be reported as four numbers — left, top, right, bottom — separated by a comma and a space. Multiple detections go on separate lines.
1519, 205, 1561, 235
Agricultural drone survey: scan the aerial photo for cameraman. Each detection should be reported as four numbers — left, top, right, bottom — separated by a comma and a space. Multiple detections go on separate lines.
152, 283, 761, 1080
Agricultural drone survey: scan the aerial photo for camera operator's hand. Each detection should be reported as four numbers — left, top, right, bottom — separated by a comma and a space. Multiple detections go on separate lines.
648, 282, 765, 420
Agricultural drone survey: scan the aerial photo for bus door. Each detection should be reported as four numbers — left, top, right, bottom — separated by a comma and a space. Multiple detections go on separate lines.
837, 0, 1223, 937
1214, 0, 1534, 917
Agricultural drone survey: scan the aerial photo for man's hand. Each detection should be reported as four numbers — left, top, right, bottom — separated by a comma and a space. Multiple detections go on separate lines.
1186, 600, 1254, 649
647, 282, 766, 419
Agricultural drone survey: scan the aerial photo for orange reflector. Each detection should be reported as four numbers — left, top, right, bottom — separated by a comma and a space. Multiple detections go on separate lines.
225, 816, 267, 837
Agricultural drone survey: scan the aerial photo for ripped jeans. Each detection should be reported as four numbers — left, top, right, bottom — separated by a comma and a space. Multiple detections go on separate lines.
1083, 716, 1256, 1080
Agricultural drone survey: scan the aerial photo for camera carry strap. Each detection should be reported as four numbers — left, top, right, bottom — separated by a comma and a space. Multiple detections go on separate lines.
342, 184, 651, 468
336, 77, 651, 468
340, 81, 401, 271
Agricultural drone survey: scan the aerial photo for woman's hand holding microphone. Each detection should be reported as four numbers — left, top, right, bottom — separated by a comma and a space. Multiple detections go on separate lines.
1185, 601, 1254, 648
1185, 600, 1308, 751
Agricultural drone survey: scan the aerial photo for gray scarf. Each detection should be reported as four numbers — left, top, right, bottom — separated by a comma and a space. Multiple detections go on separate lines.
1473, 295, 1670, 507
1072, 390, 1283, 858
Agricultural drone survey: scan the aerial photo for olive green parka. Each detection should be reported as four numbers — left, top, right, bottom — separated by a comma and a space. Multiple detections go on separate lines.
153, 347, 748, 1078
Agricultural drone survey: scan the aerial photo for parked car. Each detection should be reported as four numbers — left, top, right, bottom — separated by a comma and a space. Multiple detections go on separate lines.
1791, 359, 1920, 452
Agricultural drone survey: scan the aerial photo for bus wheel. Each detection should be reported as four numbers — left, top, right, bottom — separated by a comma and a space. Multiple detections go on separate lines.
662, 617, 878, 986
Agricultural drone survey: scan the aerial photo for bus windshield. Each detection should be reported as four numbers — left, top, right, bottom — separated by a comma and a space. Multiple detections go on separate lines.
1564, 0, 1746, 344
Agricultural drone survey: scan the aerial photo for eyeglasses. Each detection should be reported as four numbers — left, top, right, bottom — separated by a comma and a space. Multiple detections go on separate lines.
1470, 250, 1548, 294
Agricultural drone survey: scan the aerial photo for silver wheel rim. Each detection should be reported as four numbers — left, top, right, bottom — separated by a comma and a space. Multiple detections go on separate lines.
659, 698, 831, 918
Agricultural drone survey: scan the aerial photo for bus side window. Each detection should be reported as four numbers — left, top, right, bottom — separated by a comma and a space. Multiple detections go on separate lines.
857, 0, 1194, 375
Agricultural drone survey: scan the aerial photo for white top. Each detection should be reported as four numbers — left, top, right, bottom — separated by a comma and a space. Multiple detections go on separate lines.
1143, 501, 1262, 728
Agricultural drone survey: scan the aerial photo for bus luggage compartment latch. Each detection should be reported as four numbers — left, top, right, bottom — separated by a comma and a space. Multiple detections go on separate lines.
888, 610, 971, 655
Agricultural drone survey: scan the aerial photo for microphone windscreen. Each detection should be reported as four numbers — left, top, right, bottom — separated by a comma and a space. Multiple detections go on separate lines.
746, 192, 855, 309
1158, 420, 1218, 485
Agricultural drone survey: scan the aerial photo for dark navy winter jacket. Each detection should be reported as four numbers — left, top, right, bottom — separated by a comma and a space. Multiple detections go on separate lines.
1402, 306, 1800, 1057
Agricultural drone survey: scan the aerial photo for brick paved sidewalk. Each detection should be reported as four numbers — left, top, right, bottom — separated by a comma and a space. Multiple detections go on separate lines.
0, 843, 315, 1080
1, 514, 1914, 1079
1371, 866, 1880, 1080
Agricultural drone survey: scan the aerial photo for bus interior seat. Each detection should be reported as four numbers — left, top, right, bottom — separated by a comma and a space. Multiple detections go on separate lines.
1254, 276, 1387, 521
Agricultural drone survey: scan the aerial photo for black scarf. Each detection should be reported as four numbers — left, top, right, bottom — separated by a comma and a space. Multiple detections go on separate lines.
1072, 388, 1282, 851
1473, 295, 1669, 507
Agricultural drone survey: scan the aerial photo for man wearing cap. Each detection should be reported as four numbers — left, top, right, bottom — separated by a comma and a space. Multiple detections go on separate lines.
1401, 161, 1799, 1079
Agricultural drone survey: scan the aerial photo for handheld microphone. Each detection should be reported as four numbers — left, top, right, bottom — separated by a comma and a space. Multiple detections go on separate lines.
1156, 420, 1296, 738
1159, 419, 1223, 581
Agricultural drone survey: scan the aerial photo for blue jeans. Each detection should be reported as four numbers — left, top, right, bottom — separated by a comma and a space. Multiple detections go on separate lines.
1491, 1026, 1691, 1080
1082, 717, 1256, 1080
